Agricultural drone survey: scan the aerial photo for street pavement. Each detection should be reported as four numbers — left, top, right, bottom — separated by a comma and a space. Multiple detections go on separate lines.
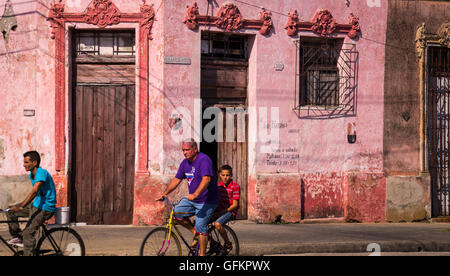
3, 220, 450, 256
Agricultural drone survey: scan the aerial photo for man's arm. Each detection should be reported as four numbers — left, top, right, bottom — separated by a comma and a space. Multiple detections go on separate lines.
159, 177, 182, 200
10, 181, 43, 212
186, 176, 211, 201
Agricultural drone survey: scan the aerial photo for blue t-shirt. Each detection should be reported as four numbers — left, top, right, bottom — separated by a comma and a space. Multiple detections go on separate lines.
30, 167, 57, 212
175, 152, 218, 204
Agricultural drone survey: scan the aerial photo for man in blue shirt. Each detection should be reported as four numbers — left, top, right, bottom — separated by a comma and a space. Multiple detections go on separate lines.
7, 151, 56, 256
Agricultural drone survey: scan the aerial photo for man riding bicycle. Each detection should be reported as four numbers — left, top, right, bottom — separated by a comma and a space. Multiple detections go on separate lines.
158, 139, 218, 256
6, 151, 56, 256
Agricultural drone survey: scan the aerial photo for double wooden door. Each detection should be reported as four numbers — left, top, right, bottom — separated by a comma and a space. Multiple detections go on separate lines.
72, 84, 135, 224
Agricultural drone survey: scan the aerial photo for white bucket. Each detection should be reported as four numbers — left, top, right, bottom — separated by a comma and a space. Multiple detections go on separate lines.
56, 207, 70, 225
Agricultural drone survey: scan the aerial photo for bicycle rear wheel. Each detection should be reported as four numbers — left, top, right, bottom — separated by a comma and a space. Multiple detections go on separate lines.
140, 227, 182, 256
208, 224, 239, 256
35, 227, 85, 256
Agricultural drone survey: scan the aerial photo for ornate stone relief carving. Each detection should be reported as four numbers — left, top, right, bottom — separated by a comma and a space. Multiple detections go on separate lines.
415, 23, 427, 60
215, 3, 244, 32
140, 0, 156, 40
48, 0, 65, 39
182, 2, 273, 36
284, 9, 299, 37
311, 9, 336, 37
347, 13, 360, 39
84, 0, 121, 28
284, 8, 360, 39
258, 8, 273, 35
415, 22, 450, 60
183, 2, 199, 30
47, 0, 155, 39
0, 0, 18, 43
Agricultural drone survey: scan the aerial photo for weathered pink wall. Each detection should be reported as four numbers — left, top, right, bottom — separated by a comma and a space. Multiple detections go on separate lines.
1, 0, 389, 224
0, 1, 59, 208
135, 0, 389, 224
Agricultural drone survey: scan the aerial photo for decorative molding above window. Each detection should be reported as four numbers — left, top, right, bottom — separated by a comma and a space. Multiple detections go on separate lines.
0, 0, 18, 43
285, 9, 360, 39
415, 22, 450, 60
48, 0, 155, 39
183, 2, 273, 36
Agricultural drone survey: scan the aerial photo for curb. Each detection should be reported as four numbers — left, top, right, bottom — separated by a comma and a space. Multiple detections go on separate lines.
241, 241, 450, 256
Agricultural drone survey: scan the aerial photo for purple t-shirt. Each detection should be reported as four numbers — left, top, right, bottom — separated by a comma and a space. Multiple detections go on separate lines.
175, 152, 218, 204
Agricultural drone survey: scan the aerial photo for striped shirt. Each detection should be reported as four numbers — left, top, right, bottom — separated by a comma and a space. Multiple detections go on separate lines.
217, 180, 240, 216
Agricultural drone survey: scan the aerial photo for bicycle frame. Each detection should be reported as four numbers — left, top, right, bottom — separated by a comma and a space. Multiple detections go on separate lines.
0, 219, 66, 256
154, 196, 238, 256
157, 197, 199, 256
0, 219, 28, 256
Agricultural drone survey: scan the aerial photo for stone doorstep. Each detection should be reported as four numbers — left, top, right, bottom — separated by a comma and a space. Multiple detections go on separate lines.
430, 217, 450, 223
300, 217, 346, 224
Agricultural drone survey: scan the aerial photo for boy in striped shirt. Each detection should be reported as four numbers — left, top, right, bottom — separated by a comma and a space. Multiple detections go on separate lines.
213, 165, 240, 252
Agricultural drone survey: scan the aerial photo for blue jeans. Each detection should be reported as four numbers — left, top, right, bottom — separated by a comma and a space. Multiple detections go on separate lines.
214, 211, 234, 226
173, 197, 217, 235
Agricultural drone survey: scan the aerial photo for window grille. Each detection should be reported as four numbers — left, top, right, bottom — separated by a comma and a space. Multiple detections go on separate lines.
427, 46, 450, 217
294, 38, 358, 118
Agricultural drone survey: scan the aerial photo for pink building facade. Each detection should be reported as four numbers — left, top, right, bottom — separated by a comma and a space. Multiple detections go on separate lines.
0, 0, 418, 225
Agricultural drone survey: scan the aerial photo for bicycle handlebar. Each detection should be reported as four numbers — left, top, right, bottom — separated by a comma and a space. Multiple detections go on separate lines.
156, 196, 184, 207
156, 196, 169, 204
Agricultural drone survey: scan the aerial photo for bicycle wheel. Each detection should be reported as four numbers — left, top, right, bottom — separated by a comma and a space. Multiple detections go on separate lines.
35, 227, 85, 256
208, 224, 239, 256
140, 227, 182, 256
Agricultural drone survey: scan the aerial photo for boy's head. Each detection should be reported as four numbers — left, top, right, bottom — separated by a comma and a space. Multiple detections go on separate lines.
219, 165, 233, 184
23, 150, 41, 171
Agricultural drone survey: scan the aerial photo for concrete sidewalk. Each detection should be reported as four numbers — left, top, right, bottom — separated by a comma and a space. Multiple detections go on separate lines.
1, 221, 450, 256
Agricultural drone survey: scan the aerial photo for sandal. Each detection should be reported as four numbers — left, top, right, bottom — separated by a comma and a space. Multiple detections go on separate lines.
223, 241, 232, 254
191, 233, 199, 248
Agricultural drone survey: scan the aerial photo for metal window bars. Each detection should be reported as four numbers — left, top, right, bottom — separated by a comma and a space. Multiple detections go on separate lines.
294, 39, 358, 119
427, 46, 450, 217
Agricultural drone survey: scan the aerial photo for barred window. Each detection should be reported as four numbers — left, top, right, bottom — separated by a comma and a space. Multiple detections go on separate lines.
294, 37, 358, 118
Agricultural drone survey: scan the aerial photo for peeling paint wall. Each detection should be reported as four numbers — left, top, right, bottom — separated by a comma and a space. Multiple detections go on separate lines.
156, 0, 389, 223
0, 0, 423, 225
383, 0, 449, 221
0, 0, 55, 208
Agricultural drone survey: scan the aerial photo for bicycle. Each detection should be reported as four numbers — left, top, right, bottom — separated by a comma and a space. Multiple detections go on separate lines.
139, 196, 239, 256
0, 208, 85, 256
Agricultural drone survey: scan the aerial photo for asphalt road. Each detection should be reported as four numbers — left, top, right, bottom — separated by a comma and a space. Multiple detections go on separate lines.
1, 221, 450, 256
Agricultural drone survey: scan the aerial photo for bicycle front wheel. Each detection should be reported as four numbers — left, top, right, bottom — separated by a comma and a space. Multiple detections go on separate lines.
140, 227, 181, 256
208, 224, 239, 256
35, 227, 85, 256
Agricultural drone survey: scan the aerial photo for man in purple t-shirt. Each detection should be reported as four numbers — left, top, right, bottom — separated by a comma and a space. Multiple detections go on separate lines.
159, 139, 218, 256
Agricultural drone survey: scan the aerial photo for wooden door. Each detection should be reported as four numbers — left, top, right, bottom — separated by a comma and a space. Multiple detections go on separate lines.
217, 110, 248, 219
201, 57, 249, 219
71, 30, 136, 224
72, 85, 135, 224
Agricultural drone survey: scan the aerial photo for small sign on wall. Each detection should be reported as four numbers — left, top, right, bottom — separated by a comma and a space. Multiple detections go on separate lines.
23, 109, 35, 117
274, 62, 284, 71
164, 56, 191, 65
